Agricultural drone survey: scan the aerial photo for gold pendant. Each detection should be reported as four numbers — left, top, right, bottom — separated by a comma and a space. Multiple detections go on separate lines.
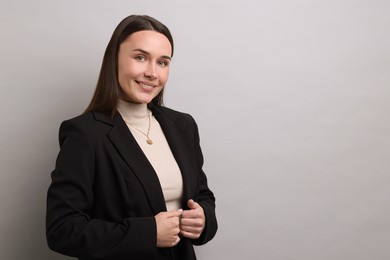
146, 139, 153, 145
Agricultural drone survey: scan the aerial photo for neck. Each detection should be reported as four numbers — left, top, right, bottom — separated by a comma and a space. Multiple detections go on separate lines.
117, 99, 149, 121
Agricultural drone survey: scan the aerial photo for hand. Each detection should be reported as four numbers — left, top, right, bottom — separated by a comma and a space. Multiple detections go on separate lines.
155, 209, 183, 247
180, 199, 205, 239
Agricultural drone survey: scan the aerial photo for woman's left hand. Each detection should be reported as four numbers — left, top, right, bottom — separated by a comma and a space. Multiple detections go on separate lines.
180, 199, 206, 239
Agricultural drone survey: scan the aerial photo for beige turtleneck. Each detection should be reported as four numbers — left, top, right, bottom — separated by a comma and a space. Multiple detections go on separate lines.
117, 100, 183, 211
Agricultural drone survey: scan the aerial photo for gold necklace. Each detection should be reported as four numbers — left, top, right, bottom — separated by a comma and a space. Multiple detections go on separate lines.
124, 111, 153, 145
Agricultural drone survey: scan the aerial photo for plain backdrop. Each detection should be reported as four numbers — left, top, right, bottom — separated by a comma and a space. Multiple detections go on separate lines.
1, 0, 390, 259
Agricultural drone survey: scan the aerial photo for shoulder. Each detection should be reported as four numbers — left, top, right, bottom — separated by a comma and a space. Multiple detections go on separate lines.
62, 111, 112, 125
58, 112, 112, 141
62, 112, 94, 125
152, 105, 196, 125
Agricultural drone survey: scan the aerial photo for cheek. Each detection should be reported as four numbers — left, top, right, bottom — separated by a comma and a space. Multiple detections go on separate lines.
159, 69, 170, 85
118, 63, 129, 85
119, 57, 141, 75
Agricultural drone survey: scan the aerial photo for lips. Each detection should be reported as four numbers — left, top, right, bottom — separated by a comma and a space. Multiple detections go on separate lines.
136, 81, 156, 91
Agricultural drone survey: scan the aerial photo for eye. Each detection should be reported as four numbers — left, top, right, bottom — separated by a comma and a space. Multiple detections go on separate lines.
135, 55, 146, 62
158, 60, 169, 67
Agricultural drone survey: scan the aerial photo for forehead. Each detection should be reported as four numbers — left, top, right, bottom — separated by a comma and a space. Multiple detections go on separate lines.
120, 30, 172, 57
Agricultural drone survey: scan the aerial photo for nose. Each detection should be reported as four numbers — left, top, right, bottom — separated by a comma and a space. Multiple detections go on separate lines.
144, 63, 157, 80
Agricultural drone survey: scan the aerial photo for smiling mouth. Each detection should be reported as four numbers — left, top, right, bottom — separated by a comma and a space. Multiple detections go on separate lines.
136, 81, 155, 90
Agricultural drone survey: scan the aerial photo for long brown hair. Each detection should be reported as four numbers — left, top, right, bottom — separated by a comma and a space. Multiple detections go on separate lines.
85, 15, 174, 116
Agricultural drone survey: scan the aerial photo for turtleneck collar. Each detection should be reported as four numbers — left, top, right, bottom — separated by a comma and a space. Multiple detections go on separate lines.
117, 99, 149, 122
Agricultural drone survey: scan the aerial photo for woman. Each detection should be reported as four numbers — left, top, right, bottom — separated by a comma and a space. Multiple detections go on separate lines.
46, 15, 217, 260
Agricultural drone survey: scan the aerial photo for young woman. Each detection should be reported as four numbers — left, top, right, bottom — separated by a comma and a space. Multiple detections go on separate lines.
46, 15, 217, 260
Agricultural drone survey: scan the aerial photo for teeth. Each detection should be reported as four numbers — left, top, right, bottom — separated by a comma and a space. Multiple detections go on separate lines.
139, 82, 154, 89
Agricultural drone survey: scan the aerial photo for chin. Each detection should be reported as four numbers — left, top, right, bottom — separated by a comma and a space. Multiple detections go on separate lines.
135, 98, 153, 104
123, 94, 155, 104
139, 94, 158, 104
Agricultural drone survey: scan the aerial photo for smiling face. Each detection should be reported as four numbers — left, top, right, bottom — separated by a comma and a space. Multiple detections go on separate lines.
117, 30, 172, 104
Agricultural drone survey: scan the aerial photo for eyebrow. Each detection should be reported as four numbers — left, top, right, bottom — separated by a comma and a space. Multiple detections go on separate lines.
132, 48, 172, 60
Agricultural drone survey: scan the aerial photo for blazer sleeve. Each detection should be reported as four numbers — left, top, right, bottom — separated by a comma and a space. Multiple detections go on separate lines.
46, 118, 156, 259
189, 115, 218, 245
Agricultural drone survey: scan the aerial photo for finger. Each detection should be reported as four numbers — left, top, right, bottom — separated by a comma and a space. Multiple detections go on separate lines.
181, 208, 204, 219
164, 209, 183, 218
187, 199, 199, 209
180, 230, 201, 239
180, 227, 203, 236
173, 235, 181, 246
180, 220, 204, 231
161, 235, 181, 248
180, 218, 204, 227
156, 209, 182, 216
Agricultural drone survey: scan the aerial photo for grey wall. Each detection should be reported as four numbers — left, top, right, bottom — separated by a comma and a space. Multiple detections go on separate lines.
1, 0, 389, 259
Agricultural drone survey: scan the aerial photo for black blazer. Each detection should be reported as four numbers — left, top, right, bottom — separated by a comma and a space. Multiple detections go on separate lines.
46, 105, 217, 260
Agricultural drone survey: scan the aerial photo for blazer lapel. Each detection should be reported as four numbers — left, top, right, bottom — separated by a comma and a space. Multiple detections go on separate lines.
95, 112, 167, 214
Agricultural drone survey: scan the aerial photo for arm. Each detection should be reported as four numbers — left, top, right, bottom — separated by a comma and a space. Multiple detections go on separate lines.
182, 116, 218, 245
46, 119, 156, 259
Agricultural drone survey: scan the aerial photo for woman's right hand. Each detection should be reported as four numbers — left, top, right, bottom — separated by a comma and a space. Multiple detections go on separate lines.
155, 209, 183, 247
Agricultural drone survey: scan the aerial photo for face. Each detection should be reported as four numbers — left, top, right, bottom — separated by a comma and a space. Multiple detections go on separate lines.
117, 30, 172, 104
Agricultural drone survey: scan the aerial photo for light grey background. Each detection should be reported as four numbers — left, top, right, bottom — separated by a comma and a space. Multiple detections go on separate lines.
1, 0, 389, 259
